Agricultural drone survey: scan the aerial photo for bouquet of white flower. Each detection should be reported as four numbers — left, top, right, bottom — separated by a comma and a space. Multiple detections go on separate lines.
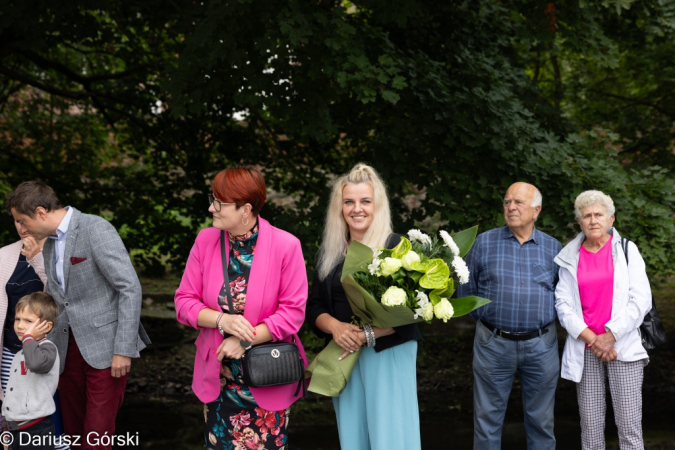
306, 226, 490, 397
347, 226, 489, 325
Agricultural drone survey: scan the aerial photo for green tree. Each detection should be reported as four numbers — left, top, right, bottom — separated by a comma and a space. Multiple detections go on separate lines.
1, 0, 673, 277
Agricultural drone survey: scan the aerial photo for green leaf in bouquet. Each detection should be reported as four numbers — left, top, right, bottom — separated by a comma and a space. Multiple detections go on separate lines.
379, 248, 394, 257
410, 259, 432, 273
451, 226, 479, 258
391, 237, 412, 258
410, 271, 423, 284
431, 279, 454, 301
419, 259, 450, 289
306, 340, 360, 397
391, 269, 406, 284
342, 240, 378, 277
429, 290, 441, 305
342, 274, 422, 327
449, 295, 491, 317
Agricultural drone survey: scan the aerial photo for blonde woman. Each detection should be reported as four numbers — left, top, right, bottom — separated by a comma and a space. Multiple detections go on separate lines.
306, 163, 422, 450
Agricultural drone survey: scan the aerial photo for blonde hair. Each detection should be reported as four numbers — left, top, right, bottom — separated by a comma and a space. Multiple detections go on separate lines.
574, 190, 615, 221
316, 163, 393, 280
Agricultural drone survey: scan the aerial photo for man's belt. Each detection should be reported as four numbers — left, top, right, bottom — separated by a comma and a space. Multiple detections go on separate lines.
481, 320, 550, 341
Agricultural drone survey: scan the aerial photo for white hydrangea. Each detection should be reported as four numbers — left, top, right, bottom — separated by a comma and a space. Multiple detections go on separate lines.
452, 256, 470, 284
407, 229, 432, 246
434, 298, 454, 323
439, 230, 461, 256
381, 286, 408, 307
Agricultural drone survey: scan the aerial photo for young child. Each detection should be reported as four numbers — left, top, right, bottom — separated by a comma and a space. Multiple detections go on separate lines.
2, 292, 59, 449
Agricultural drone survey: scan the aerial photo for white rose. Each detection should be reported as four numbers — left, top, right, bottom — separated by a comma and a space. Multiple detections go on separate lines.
434, 298, 454, 323
422, 303, 434, 321
401, 251, 421, 271
381, 286, 408, 307
380, 257, 403, 276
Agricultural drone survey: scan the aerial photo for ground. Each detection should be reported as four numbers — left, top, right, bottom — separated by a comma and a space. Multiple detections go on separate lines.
115, 278, 675, 449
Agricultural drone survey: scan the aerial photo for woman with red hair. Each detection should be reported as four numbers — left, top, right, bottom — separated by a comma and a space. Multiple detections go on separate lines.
175, 165, 308, 450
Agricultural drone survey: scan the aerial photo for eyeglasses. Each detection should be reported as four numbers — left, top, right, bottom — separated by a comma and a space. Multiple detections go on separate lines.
208, 194, 235, 212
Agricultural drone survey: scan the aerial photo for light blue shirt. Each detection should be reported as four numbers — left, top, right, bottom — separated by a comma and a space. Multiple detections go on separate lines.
49, 207, 73, 292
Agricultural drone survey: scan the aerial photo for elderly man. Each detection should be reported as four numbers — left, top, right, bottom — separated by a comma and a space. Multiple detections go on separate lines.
458, 182, 562, 450
6, 181, 150, 450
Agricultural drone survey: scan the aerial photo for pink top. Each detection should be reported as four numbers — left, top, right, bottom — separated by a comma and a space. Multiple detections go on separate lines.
577, 236, 614, 336
174, 218, 308, 410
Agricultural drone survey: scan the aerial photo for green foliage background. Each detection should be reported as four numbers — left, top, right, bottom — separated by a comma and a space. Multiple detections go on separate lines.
1, 0, 674, 278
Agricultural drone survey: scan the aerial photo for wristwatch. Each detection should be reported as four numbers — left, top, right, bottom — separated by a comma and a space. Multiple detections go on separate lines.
239, 339, 252, 351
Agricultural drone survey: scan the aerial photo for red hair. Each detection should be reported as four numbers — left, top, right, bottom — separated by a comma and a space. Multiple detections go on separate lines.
212, 165, 267, 215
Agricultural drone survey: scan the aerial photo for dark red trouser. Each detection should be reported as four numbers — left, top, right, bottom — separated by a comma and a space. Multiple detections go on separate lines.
58, 331, 127, 450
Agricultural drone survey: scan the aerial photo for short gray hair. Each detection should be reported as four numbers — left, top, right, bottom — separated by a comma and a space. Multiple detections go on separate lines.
532, 188, 542, 208
574, 190, 615, 221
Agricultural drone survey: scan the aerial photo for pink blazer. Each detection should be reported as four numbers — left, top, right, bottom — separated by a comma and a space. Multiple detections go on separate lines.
174, 217, 308, 410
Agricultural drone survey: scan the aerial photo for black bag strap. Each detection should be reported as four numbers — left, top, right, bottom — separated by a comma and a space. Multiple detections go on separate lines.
219, 230, 235, 315
621, 236, 630, 265
621, 236, 658, 310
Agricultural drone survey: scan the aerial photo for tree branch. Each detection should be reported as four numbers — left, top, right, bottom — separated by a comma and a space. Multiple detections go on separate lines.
592, 90, 672, 118
22, 50, 156, 84
0, 66, 89, 99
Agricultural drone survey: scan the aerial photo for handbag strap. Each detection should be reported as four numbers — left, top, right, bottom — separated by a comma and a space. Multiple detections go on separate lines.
219, 230, 236, 315
621, 236, 630, 264
621, 236, 657, 312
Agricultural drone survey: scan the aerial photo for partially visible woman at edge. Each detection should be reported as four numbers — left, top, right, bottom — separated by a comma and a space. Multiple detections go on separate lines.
1, 203, 70, 450
306, 163, 422, 450
555, 190, 651, 449
174, 166, 308, 450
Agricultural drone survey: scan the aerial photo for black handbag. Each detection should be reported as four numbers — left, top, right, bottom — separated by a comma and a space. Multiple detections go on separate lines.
219, 231, 306, 396
621, 237, 667, 351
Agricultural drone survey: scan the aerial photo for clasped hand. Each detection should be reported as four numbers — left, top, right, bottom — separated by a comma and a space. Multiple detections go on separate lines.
215, 336, 246, 361
589, 331, 617, 362
331, 322, 368, 361
214, 314, 256, 361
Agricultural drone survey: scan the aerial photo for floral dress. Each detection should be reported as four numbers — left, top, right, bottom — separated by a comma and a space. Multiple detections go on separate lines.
204, 223, 290, 450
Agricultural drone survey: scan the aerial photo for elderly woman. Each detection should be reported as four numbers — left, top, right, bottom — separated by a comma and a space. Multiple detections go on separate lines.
305, 163, 422, 450
555, 190, 652, 449
175, 165, 308, 450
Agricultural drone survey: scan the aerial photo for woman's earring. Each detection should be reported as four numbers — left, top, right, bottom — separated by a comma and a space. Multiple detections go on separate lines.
241, 216, 250, 226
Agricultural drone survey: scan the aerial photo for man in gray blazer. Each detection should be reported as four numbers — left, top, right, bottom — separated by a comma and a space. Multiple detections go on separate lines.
7, 181, 150, 449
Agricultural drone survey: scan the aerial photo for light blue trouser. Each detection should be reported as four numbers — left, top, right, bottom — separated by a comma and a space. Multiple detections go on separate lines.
473, 320, 559, 450
332, 340, 421, 450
